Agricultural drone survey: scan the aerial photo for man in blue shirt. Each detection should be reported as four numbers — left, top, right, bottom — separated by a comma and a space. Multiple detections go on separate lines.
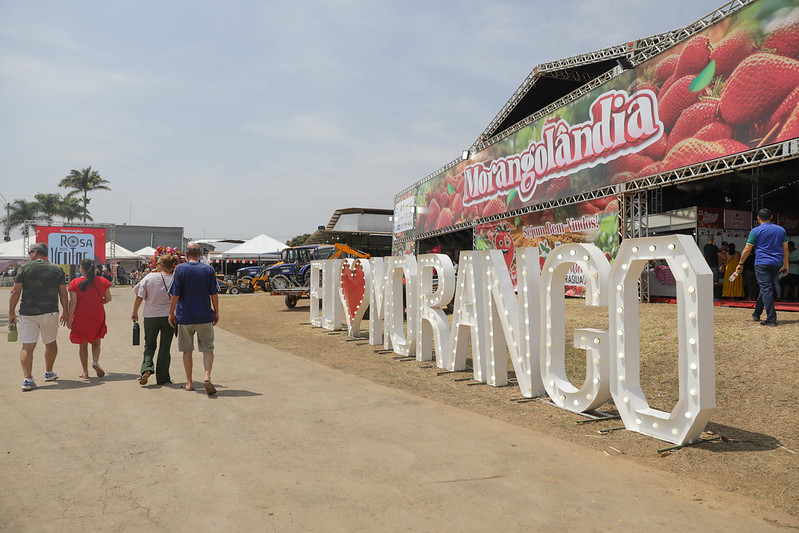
735, 208, 789, 326
169, 243, 220, 394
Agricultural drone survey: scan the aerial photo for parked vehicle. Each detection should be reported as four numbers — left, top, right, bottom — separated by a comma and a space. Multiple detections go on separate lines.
266, 243, 369, 307
217, 278, 232, 294
236, 265, 262, 278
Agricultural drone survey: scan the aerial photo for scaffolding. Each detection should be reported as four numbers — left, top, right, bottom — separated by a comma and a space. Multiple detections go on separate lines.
473, 0, 754, 151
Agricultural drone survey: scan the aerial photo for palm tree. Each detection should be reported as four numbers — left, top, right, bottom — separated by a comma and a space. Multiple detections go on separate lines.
58, 166, 111, 222
3, 199, 42, 232
34, 193, 64, 223
58, 196, 91, 222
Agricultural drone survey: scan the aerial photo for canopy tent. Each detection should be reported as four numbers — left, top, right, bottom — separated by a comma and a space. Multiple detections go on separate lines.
0, 238, 26, 260
107, 242, 144, 261
134, 246, 157, 258
220, 234, 286, 259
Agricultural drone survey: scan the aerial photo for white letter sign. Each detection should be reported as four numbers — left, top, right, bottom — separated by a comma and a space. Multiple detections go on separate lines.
609, 235, 715, 444
540, 244, 610, 413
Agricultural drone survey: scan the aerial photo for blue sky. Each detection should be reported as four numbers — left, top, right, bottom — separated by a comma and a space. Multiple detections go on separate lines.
1, 0, 726, 243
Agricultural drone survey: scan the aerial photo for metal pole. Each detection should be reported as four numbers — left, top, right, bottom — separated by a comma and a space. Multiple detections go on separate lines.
0, 193, 10, 241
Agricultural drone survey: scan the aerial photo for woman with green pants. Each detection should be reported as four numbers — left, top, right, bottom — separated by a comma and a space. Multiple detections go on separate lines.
131, 254, 179, 385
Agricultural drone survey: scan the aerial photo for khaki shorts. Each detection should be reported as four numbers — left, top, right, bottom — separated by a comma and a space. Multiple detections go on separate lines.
177, 323, 215, 352
19, 313, 60, 344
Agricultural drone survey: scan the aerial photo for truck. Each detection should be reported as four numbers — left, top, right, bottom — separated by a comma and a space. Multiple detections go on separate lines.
266, 243, 370, 307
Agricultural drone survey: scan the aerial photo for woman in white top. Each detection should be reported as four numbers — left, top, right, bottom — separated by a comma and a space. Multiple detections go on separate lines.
131, 254, 179, 385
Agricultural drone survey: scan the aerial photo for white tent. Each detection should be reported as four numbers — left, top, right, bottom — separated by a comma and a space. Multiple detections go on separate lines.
220, 234, 285, 259
0, 238, 26, 260
107, 242, 144, 260
134, 246, 157, 257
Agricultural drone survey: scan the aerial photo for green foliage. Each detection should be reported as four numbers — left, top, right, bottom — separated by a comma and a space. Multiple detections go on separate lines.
286, 233, 311, 247
58, 166, 111, 222
3, 199, 42, 231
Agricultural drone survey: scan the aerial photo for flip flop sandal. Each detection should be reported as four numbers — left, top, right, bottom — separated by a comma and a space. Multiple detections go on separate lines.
139, 371, 151, 385
183, 384, 194, 391
203, 381, 217, 396
92, 364, 105, 378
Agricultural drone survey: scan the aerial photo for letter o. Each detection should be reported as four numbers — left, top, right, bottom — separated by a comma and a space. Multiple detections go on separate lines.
608, 235, 715, 445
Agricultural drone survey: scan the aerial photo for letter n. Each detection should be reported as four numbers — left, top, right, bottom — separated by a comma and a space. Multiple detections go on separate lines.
484, 247, 544, 396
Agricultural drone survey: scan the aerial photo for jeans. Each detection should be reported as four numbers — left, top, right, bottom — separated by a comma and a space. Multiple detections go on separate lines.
754, 264, 781, 323
141, 316, 175, 383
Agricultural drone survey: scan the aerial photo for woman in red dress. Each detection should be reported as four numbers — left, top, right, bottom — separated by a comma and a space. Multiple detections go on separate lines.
67, 258, 112, 378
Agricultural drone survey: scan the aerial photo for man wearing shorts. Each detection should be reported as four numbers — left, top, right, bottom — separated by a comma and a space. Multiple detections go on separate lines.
168, 243, 219, 395
8, 243, 68, 391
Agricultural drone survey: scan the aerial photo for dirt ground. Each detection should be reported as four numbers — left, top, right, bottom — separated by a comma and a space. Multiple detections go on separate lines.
220, 291, 799, 517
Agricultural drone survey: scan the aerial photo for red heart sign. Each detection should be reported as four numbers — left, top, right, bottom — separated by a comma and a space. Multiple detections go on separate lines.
340, 260, 366, 323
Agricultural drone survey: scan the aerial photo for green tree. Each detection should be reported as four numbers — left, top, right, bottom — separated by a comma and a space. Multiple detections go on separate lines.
33, 193, 64, 223
286, 233, 310, 246
58, 166, 111, 222
59, 196, 91, 222
3, 199, 42, 232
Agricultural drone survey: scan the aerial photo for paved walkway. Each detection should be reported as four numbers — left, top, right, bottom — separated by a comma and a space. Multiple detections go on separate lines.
1, 287, 796, 531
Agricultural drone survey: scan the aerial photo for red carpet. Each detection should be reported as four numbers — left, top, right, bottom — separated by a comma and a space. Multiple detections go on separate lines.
650, 297, 799, 312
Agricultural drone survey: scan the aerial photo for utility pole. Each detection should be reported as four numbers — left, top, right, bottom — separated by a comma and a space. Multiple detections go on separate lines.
0, 193, 10, 242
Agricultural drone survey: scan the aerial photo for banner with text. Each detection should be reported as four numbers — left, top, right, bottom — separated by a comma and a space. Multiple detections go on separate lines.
35, 226, 107, 264
403, 0, 799, 239
474, 197, 619, 294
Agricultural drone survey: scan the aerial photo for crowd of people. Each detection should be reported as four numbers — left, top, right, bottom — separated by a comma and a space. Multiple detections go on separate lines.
8, 242, 220, 393
7, 208, 796, 393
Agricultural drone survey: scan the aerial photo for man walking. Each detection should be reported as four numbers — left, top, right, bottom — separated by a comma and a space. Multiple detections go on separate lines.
8, 243, 68, 390
168, 243, 219, 395
735, 208, 789, 326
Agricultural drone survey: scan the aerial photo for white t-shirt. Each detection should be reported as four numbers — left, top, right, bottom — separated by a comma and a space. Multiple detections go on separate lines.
132, 272, 174, 318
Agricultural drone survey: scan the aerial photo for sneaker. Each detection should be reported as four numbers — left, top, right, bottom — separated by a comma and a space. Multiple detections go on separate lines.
21, 378, 36, 391
760, 320, 777, 327
44, 371, 58, 381
752, 313, 761, 321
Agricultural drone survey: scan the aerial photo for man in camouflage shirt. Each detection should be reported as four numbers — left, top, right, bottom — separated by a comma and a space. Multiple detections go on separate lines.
8, 242, 69, 391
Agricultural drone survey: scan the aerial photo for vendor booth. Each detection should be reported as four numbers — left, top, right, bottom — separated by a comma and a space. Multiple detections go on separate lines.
217, 234, 285, 275
393, 0, 799, 301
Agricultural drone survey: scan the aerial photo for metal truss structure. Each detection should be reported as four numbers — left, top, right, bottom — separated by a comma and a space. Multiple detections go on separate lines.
414, 184, 621, 243
472, 0, 752, 153
22, 220, 117, 265
396, 157, 462, 199
395, 1, 756, 205
615, 141, 799, 194
629, 0, 755, 65
472, 69, 619, 155
401, 139, 799, 297
620, 188, 650, 301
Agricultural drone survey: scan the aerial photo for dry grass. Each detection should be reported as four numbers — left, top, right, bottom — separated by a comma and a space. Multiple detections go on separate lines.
219, 292, 799, 516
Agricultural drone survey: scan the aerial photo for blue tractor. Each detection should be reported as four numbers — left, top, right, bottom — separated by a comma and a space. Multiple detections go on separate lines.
265, 244, 337, 292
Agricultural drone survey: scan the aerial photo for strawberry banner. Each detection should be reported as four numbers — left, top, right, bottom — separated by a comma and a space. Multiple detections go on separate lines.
474, 197, 619, 293
406, 0, 799, 239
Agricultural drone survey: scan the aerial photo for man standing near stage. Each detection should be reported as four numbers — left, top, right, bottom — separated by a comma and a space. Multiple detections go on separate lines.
168, 243, 219, 395
703, 235, 721, 289
735, 208, 789, 327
